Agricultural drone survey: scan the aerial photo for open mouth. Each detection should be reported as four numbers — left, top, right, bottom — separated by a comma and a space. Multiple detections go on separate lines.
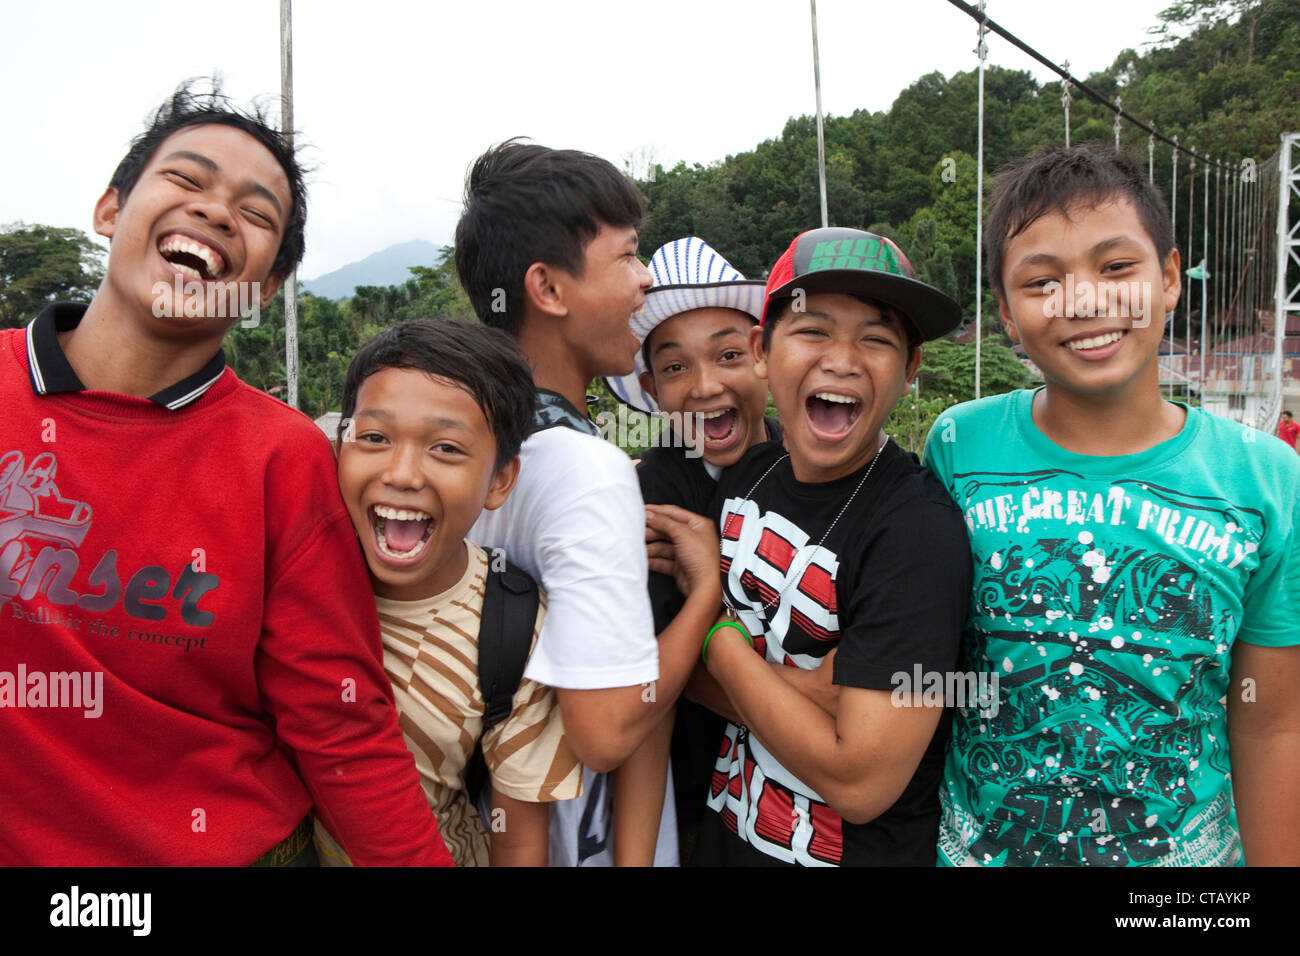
371, 504, 434, 562
805, 391, 861, 440
158, 233, 227, 281
698, 407, 738, 448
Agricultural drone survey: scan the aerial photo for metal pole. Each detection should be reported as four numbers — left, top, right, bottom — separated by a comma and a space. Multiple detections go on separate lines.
1148, 127, 1155, 182
1188, 153, 1195, 399
1170, 135, 1178, 398
280, 0, 298, 409
974, 1, 988, 400
1061, 60, 1071, 148
810, 0, 828, 229
1201, 156, 1209, 404
1114, 96, 1122, 151
1276, 136, 1295, 421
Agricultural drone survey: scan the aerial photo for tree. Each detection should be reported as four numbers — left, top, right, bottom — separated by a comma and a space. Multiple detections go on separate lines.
0, 223, 105, 327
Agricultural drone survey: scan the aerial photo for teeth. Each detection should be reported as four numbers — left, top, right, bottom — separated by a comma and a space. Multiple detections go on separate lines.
698, 409, 733, 420
814, 392, 859, 404
172, 262, 202, 280
376, 533, 427, 559
160, 235, 223, 279
373, 504, 431, 521
1065, 331, 1125, 351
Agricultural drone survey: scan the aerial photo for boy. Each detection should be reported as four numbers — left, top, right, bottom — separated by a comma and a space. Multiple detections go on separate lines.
1277, 410, 1298, 450
455, 142, 724, 866
607, 236, 773, 863
684, 226, 973, 866
0, 82, 450, 865
315, 319, 585, 866
924, 144, 1300, 866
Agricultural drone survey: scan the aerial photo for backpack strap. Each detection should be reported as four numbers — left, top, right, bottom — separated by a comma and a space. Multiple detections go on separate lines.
478, 557, 540, 730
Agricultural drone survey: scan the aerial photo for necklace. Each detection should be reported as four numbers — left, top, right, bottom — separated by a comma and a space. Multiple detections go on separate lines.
721, 436, 889, 615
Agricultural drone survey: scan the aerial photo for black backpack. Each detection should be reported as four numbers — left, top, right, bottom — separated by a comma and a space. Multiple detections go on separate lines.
463, 558, 540, 807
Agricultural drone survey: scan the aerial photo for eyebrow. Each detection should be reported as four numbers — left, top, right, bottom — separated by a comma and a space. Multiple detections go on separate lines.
796, 310, 897, 331
160, 150, 285, 217
354, 408, 473, 432
1015, 236, 1142, 268
650, 326, 746, 357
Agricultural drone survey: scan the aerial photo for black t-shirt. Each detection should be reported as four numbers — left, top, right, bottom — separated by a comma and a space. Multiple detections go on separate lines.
691, 437, 972, 866
636, 419, 781, 832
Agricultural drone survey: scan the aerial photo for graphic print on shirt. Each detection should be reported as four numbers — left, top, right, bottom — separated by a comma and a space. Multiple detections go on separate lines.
1, 449, 220, 633
709, 495, 844, 865
942, 468, 1261, 867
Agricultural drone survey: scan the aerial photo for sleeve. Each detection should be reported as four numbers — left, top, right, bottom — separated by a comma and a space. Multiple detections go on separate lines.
637, 450, 696, 634
256, 453, 452, 867
921, 412, 957, 491
483, 594, 584, 802
523, 444, 659, 689
1237, 484, 1300, 648
833, 481, 973, 691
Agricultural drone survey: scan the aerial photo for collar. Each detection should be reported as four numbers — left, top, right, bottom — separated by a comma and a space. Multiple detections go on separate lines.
532, 388, 599, 437
26, 303, 227, 411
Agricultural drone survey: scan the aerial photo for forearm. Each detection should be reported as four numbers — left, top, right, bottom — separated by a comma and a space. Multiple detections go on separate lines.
1230, 727, 1300, 865
685, 662, 742, 723
612, 710, 675, 866
489, 791, 549, 866
558, 582, 720, 771
706, 631, 913, 823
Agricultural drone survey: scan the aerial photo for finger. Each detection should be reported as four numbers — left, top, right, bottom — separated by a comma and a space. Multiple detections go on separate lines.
645, 503, 697, 527
647, 558, 680, 578
645, 541, 677, 562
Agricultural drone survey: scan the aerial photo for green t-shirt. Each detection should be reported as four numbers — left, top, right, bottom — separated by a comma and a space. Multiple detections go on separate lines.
923, 388, 1300, 866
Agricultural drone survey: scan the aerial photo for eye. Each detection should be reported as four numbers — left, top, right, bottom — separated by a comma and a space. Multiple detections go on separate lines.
358, 431, 387, 445
166, 170, 200, 188
798, 327, 828, 338
243, 206, 276, 227
662, 361, 685, 374
1025, 277, 1057, 290
431, 443, 464, 456
1103, 260, 1136, 273
720, 349, 744, 362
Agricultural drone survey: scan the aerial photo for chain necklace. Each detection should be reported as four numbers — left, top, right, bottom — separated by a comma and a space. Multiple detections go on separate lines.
720, 435, 889, 615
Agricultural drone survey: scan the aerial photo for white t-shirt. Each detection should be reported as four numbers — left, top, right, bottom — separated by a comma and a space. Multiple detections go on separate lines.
471, 424, 658, 688
470, 422, 677, 866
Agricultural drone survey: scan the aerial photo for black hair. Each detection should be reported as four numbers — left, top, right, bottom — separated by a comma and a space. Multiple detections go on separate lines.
108, 77, 308, 275
761, 295, 921, 361
1284, 410, 1294, 418
454, 139, 645, 337
985, 143, 1175, 300
338, 319, 536, 471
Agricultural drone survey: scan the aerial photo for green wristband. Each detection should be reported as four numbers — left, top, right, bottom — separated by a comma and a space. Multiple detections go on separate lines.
702, 619, 752, 665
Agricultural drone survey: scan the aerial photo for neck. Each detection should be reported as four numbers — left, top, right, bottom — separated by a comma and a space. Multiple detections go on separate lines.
515, 313, 590, 412
1033, 372, 1184, 456
66, 290, 224, 399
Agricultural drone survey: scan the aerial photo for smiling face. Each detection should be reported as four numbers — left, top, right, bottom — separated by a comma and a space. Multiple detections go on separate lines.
638, 306, 769, 467
755, 293, 919, 483
93, 123, 290, 339
997, 197, 1181, 400
336, 367, 518, 601
555, 223, 652, 379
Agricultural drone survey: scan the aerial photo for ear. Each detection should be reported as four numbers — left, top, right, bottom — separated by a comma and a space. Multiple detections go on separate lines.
93, 187, 122, 240
638, 370, 659, 406
997, 295, 1020, 344
901, 345, 923, 396
258, 272, 286, 306
522, 261, 567, 319
748, 324, 768, 380
1160, 247, 1182, 315
483, 454, 521, 511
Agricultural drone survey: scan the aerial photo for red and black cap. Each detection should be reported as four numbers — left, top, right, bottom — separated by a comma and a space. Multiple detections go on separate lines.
762, 227, 962, 341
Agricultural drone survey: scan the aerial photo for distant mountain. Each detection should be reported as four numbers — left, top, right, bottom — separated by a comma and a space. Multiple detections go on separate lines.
302, 240, 443, 300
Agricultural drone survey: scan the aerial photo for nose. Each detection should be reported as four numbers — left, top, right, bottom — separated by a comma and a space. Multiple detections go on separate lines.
188, 195, 236, 235
635, 258, 653, 290
689, 362, 725, 401
381, 442, 426, 491
819, 334, 862, 377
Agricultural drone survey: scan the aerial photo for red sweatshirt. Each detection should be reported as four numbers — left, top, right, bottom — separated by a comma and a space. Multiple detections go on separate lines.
0, 323, 452, 866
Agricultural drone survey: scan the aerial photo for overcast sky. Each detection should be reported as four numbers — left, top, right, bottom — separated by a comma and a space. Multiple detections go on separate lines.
3, 0, 1176, 280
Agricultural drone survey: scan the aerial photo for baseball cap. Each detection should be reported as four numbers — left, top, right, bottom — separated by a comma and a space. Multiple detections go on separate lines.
762, 227, 962, 341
